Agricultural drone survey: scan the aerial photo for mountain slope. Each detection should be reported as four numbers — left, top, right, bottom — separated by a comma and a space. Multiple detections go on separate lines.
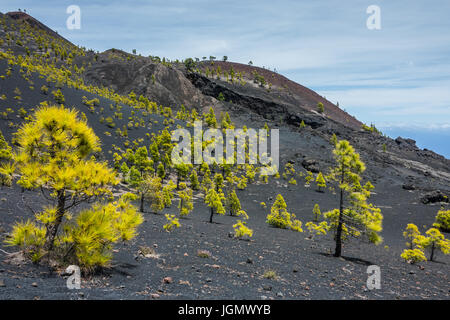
0, 10, 449, 301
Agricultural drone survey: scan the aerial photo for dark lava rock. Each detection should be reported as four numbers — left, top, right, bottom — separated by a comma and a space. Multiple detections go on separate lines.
395, 137, 417, 149
420, 190, 449, 204
286, 114, 326, 129
302, 158, 320, 173
402, 183, 416, 191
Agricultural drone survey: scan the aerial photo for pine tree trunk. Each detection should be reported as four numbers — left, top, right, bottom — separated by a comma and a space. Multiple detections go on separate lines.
140, 193, 145, 213
45, 189, 65, 252
430, 243, 435, 261
334, 165, 345, 257
209, 207, 214, 223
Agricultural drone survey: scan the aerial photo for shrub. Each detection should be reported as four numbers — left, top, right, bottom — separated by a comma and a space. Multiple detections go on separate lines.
434, 209, 450, 232
40, 85, 49, 95
51, 89, 65, 104
163, 214, 181, 232
233, 220, 253, 238
197, 250, 211, 258
401, 249, 427, 264
266, 194, 303, 232
305, 221, 329, 240
317, 102, 324, 113
263, 270, 277, 279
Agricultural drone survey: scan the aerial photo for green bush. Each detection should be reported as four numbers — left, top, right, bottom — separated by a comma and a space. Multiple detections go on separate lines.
435, 209, 450, 231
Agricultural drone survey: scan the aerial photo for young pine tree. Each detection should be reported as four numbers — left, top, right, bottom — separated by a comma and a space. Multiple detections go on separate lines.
403, 223, 421, 250
162, 180, 177, 208
227, 189, 241, 216
416, 228, 450, 261
137, 175, 163, 214
174, 163, 191, 188
315, 172, 326, 192
0, 129, 14, 186
205, 187, 225, 223
190, 169, 200, 190
313, 204, 321, 222
325, 140, 383, 257
157, 162, 166, 180
178, 183, 194, 217
10, 106, 128, 264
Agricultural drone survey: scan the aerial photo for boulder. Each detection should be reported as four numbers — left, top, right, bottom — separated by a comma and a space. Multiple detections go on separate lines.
420, 190, 449, 204
395, 137, 417, 149
402, 183, 416, 191
302, 158, 320, 173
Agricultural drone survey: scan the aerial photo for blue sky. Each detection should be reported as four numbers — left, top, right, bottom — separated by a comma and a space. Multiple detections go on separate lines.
1, 0, 450, 156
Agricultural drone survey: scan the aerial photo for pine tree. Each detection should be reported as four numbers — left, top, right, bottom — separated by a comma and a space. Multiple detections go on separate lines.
12, 106, 118, 253
162, 180, 176, 207
163, 214, 181, 232
149, 141, 160, 170
190, 169, 199, 190
0, 130, 13, 186
299, 120, 306, 129
304, 171, 313, 186
237, 176, 247, 190
313, 204, 321, 222
140, 175, 164, 214
316, 172, 326, 192
0, 130, 12, 161
214, 173, 224, 191
134, 146, 153, 175
403, 223, 421, 249
325, 140, 383, 257
317, 102, 324, 113
330, 133, 338, 146
227, 189, 241, 216
157, 162, 166, 180
205, 187, 225, 223
120, 162, 130, 182
233, 220, 253, 238
174, 163, 191, 188
434, 209, 450, 232
178, 183, 194, 217
204, 107, 217, 128
416, 228, 450, 261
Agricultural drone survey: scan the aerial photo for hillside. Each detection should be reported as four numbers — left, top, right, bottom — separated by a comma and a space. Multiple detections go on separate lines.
0, 11, 448, 300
